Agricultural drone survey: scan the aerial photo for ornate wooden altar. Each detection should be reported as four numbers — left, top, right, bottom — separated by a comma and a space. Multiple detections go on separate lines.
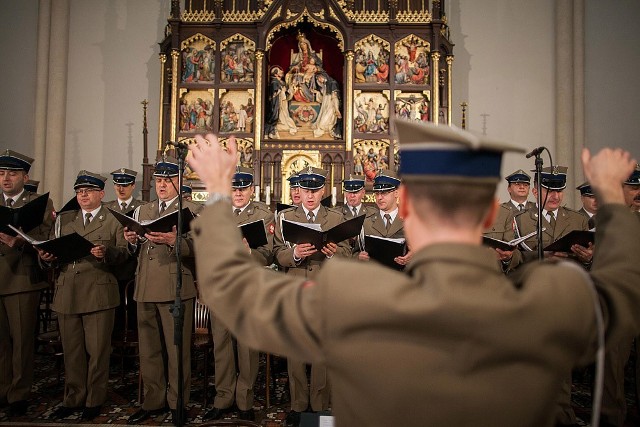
147, 0, 454, 204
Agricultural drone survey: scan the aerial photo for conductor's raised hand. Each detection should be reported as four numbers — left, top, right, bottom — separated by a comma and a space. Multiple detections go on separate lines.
582, 148, 636, 205
187, 134, 237, 196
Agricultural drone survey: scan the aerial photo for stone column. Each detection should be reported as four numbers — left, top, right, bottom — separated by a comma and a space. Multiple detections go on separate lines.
33, 0, 51, 185
41, 0, 70, 207
555, 0, 584, 208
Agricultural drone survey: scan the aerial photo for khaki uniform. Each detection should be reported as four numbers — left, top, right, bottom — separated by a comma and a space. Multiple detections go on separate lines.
51, 205, 129, 407
483, 201, 533, 240
355, 209, 406, 269
132, 198, 201, 411
508, 205, 589, 269
361, 209, 404, 239
212, 201, 274, 411
194, 202, 640, 427
104, 198, 146, 335
104, 198, 146, 215
0, 192, 54, 404
506, 205, 588, 424
274, 205, 350, 412
600, 211, 640, 426
340, 204, 376, 254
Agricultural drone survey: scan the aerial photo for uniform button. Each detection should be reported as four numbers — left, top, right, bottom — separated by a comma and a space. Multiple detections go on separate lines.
75, 271, 80, 274
149, 257, 153, 260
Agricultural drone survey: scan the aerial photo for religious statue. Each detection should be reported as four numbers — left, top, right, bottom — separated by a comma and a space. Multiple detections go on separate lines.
264, 66, 298, 139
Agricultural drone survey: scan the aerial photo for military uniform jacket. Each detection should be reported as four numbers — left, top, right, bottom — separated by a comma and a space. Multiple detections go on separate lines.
508, 205, 589, 268
132, 199, 202, 302
235, 201, 274, 266
193, 202, 640, 427
105, 198, 147, 216
274, 205, 350, 278
50, 205, 129, 315
0, 191, 54, 296
104, 198, 147, 281
362, 209, 405, 240
483, 201, 535, 240
339, 204, 376, 220
340, 204, 376, 254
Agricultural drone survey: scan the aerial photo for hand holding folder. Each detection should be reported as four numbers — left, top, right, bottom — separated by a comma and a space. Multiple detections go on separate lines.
282, 215, 365, 251
108, 207, 195, 236
482, 229, 541, 251
239, 219, 268, 249
363, 235, 407, 270
0, 192, 50, 235
543, 230, 595, 253
9, 224, 94, 264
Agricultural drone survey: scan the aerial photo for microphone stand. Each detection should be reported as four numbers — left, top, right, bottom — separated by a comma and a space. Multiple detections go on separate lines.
171, 144, 188, 427
533, 153, 544, 261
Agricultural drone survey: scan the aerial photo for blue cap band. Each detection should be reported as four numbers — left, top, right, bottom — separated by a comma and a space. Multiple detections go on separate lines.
232, 172, 254, 188
112, 174, 135, 185
399, 148, 502, 179
154, 162, 180, 177
74, 175, 105, 190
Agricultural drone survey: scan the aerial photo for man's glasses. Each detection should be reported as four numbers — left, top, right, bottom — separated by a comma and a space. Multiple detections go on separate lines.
75, 188, 100, 195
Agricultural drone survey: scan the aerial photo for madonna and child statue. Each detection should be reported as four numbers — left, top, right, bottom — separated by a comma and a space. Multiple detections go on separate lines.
264, 31, 343, 140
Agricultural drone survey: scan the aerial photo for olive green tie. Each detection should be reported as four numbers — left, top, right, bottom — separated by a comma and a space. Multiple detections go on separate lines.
84, 212, 93, 228
549, 212, 556, 230
160, 201, 167, 214
307, 211, 315, 223
384, 214, 392, 231
6, 198, 14, 207
234, 208, 241, 216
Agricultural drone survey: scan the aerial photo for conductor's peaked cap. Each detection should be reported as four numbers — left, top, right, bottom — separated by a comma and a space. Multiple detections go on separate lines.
394, 119, 525, 183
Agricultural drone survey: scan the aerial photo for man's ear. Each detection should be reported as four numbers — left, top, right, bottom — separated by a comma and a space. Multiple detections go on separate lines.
482, 197, 500, 229
398, 185, 409, 219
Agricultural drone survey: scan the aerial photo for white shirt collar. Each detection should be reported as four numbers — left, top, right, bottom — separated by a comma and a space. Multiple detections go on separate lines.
82, 206, 102, 222
510, 199, 527, 209
232, 202, 250, 214
118, 196, 134, 207
380, 207, 398, 223
159, 196, 178, 213
302, 205, 321, 220
5, 189, 24, 204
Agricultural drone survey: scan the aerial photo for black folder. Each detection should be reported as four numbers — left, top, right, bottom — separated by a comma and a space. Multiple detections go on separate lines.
108, 207, 195, 236
482, 236, 517, 251
239, 219, 268, 249
0, 192, 50, 235
320, 196, 333, 207
543, 230, 595, 252
9, 225, 94, 264
56, 196, 80, 216
282, 214, 365, 250
364, 234, 407, 270
276, 202, 296, 213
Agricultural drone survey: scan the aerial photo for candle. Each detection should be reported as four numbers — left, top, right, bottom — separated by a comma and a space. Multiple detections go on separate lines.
265, 185, 271, 205
331, 186, 337, 207
254, 185, 260, 201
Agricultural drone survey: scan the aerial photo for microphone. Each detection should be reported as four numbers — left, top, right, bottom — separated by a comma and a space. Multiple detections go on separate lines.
165, 140, 190, 150
525, 146, 545, 158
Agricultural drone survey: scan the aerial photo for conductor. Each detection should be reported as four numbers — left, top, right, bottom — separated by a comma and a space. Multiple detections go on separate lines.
187, 121, 640, 427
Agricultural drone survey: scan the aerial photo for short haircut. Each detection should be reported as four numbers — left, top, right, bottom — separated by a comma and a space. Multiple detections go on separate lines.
404, 181, 496, 227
